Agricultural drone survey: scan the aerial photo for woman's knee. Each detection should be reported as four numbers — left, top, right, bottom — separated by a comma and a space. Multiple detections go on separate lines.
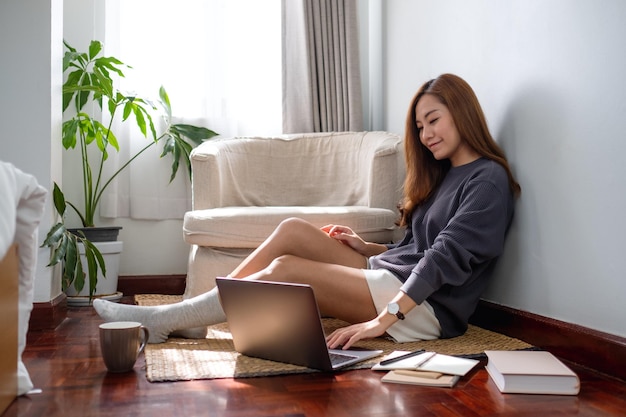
274, 217, 316, 240
265, 254, 300, 280
277, 217, 310, 232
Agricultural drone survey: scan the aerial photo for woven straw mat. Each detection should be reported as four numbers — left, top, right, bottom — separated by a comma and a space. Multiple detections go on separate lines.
136, 294, 532, 382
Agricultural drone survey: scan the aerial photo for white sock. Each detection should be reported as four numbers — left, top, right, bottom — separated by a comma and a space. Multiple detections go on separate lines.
93, 288, 226, 343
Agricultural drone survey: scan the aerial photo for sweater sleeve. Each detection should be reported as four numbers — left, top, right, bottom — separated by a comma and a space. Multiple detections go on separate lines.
401, 177, 511, 305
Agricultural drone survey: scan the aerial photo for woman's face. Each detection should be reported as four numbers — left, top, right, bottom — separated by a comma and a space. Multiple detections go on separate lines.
415, 94, 478, 167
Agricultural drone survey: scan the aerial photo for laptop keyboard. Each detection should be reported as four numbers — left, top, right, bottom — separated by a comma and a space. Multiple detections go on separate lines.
328, 351, 359, 366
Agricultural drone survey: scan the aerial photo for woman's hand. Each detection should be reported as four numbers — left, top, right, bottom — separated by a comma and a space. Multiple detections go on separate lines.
325, 318, 388, 350
321, 224, 368, 255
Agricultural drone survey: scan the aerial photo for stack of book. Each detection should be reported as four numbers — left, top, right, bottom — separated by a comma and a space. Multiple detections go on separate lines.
372, 350, 479, 387
373, 349, 580, 395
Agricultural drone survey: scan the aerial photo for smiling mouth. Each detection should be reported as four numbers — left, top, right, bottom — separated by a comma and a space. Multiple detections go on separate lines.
428, 140, 442, 150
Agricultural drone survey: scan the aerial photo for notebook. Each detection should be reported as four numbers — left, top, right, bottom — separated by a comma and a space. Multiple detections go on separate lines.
215, 277, 383, 372
372, 350, 479, 376
381, 370, 460, 388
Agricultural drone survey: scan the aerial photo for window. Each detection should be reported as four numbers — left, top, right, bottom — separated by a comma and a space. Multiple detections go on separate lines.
101, 0, 282, 219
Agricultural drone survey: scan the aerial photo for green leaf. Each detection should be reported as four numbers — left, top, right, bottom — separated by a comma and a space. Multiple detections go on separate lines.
65, 235, 78, 267
133, 104, 147, 137
159, 86, 172, 119
171, 124, 219, 142
70, 249, 85, 293
63, 69, 83, 111
62, 236, 79, 291
159, 135, 175, 156
176, 138, 194, 181
123, 100, 133, 121
64, 69, 83, 88
85, 240, 107, 276
82, 239, 106, 298
62, 50, 81, 72
94, 131, 108, 160
91, 120, 118, 153
62, 119, 79, 149
41, 222, 66, 252
107, 94, 118, 117
92, 68, 115, 99
77, 73, 92, 111
79, 116, 97, 146
52, 183, 67, 217
48, 240, 67, 268
107, 129, 119, 152
146, 110, 157, 140
88, 40, 102, 60
159, 133, 196, 182
95, 56, 126, 78
63, 40, 77, 53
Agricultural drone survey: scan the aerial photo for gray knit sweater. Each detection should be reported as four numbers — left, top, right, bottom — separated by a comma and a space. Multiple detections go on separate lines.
369, 157, 515, 338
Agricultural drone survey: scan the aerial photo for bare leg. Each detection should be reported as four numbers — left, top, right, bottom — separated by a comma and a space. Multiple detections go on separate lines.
230, 217, 368, 277
232, 218, 376, 321
245, 255, 377, 324
94, 218, 376, 342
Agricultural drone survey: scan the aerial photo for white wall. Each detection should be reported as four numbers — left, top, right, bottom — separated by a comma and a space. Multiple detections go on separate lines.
0, 0, 64, 303
383, 0, 626, 337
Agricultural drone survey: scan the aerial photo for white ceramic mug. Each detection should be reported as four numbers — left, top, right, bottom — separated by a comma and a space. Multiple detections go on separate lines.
99, 321, 149, 373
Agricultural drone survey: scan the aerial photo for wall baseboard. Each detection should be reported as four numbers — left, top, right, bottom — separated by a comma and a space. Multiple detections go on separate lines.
29, 276, 625, 381
470, 300, 626, 381
29, 293, 67, 331
28, 275, 186, 331
116, 274, 187, 296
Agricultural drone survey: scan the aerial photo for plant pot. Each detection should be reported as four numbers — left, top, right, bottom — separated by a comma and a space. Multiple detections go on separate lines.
68, 226, 122, 242
65, 240, 124, 306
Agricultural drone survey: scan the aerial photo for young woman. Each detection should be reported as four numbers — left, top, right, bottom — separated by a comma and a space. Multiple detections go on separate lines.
94, 73, 520, 349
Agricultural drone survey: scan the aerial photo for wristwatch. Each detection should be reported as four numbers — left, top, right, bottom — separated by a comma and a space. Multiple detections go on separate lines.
387, 302, 405, 320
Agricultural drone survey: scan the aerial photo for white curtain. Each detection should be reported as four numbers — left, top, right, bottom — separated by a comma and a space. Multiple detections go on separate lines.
100, 0, 282, 220
282, 0, 363, 133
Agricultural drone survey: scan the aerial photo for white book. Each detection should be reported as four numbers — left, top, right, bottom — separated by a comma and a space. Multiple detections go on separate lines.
485, 350, 580, 395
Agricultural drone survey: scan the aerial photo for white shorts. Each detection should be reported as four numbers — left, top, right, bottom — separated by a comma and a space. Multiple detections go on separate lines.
363, 267, 441, 343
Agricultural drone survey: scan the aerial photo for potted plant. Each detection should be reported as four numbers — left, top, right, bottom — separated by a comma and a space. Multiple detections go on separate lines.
42, 40, 218, 303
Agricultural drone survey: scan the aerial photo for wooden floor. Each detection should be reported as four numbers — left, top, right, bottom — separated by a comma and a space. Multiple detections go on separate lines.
4, 297, 626, 417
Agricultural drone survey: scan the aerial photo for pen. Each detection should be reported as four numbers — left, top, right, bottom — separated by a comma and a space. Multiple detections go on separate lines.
379, 349, 426, 366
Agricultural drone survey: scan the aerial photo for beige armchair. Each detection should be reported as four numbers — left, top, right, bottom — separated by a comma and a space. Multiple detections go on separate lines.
182, 131, 404, 298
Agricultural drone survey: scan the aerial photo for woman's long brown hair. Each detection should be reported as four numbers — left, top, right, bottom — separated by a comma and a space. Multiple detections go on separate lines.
398, 74, 521, 226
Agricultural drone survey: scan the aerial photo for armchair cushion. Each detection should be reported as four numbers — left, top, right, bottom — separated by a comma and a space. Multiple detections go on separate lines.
184, 206, 398, 248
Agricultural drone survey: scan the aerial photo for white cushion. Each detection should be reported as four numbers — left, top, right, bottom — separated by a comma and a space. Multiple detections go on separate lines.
184, 206, 398, 248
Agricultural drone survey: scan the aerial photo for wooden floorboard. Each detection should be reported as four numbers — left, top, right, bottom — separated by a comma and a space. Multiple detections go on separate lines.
5, 296, 626, 417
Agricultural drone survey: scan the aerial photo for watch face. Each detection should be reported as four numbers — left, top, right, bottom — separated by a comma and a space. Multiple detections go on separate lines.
388, 303, 399, 314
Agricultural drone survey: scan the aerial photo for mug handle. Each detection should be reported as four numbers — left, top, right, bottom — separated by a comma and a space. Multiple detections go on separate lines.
138, 326, 150, 354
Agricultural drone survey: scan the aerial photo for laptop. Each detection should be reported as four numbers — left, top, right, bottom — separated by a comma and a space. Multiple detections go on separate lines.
215, 277, 383, 372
